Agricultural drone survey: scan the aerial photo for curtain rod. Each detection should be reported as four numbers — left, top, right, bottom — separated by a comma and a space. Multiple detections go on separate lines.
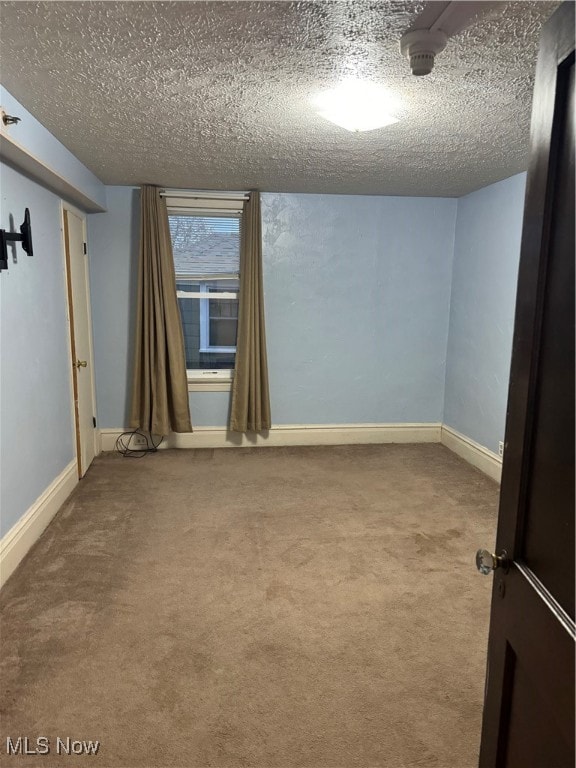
160, 189, 249, 201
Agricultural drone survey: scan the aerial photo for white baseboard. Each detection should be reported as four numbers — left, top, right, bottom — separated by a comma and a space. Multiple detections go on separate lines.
100, 423, 501, 483
100, 423, 442, 452
441, 425, 502, 483
0, 460, 78, 589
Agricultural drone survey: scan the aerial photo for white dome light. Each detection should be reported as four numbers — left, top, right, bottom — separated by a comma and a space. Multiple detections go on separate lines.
312, 80, 401, 133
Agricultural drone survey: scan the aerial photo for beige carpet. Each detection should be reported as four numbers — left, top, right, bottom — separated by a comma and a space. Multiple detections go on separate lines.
0, 444, 498, 768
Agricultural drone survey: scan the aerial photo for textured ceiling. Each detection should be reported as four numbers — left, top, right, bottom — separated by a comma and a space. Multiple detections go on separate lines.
0, 1, 558, 196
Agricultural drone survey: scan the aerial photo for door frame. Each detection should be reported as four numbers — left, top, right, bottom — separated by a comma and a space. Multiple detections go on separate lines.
60, 200, 98, 477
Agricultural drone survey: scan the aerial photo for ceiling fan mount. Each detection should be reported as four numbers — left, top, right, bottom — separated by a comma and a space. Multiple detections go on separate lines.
399, 29, 449, 76
399, 1, 503, 76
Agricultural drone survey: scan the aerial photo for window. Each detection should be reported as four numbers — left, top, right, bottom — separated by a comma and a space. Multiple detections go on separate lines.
168, 207, 241, 382
198, 282, 239, 352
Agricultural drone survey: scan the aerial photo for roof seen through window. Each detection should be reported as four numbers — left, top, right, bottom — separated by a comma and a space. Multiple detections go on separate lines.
169, 216, 240, 275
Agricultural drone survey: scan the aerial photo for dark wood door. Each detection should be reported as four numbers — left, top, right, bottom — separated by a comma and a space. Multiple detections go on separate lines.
478, 3, 575, 767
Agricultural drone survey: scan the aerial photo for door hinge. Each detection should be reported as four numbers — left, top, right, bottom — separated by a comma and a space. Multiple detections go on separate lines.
92, 416, 96, 428
83, 242, 87, 255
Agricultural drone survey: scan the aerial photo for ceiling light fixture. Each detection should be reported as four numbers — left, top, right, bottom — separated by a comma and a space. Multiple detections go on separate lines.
312, 80, 401, 133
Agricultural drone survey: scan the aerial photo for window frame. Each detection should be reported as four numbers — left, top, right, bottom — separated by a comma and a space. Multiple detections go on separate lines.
166, 194, 244, 386
198, 282, 239, 355
175, 275, 239, 386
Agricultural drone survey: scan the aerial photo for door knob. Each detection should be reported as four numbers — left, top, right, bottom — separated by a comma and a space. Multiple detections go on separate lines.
476, 549, 509, 575
75, 360, 87, 368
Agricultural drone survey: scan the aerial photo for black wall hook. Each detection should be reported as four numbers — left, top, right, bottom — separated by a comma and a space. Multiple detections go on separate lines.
2, 113, 21, 126
0, 208, 34, 272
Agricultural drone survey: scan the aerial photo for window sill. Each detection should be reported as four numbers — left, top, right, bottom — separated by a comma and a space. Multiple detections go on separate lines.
188, 379, 233, 392
199, 348, 236, 354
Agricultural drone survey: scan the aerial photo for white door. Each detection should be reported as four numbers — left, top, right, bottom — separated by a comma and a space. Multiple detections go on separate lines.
63, 206, 96, 477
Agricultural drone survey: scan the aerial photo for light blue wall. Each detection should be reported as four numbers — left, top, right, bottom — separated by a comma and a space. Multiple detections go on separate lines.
0, 162, 75, 536
444, 173, 527, 454
0, 86, 107, 211
189, 391, 231, 427
88, 187, 140, 428
263, 193, 456, 424
88, 189, 457, 428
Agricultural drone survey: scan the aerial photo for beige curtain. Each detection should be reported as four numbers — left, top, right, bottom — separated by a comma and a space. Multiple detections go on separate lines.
230, 191, 271, 432
129, 186, 192, 435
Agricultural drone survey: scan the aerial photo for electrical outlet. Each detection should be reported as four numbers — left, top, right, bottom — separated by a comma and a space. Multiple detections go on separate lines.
132, 436, 147, 447
498, 441, 504, 457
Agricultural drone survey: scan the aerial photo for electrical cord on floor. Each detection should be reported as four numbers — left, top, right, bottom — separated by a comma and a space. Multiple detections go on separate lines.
115, 430, 164, 458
